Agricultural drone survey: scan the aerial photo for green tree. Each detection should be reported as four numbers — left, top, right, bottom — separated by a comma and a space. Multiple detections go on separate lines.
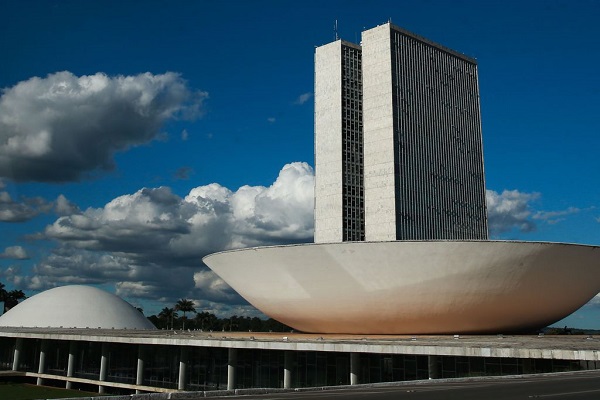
195, 311, 218, 331
4, 289, 26, 312
0, 282, 6, 314
158, 307, 178, 330
175, 299, 196, 330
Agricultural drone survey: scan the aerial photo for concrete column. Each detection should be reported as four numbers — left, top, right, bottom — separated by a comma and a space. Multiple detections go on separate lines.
66, 341, 77, 389
12, 338, 23, 371
98, 343, 109, 394
136, 345, 145, 394
227, 348, 237, 390
428, 355, 439, 379
350, 353, 360, 385
178, 346, 188, 391
283, 351, 293, 389
37, 340, 48, 386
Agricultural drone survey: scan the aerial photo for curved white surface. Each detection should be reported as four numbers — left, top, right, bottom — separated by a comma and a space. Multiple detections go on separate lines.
0, 285, 156, 330
204, 241, 600, 334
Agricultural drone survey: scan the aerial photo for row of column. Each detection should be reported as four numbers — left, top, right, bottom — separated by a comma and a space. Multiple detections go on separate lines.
13, 339, 115, 393
11, 339, 441, 392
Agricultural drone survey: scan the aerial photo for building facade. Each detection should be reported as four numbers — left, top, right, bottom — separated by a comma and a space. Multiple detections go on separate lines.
1, 329, 599, 395
315, 23, 488, 243
314, 40, 365, 243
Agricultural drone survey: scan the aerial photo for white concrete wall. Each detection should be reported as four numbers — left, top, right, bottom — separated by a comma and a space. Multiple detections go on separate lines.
314, 41, 344, 243
361, 24, 398, 241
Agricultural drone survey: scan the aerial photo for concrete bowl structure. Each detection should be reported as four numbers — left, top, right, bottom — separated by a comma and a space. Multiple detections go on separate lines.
204, 241, 600, 334
0, 285, 156, 330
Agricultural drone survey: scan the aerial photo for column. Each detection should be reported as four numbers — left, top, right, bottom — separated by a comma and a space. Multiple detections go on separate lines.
136, 345, 145, 394
178, 347, 188, 391
12, 338, 23, 371
428, 355, 439, 379
66, 341, 77, 389
283, 351, 293, 389
227, 348, 237, 390
37, 340, 48, 386
350, 353, 360, 385
98, 343, 109, 394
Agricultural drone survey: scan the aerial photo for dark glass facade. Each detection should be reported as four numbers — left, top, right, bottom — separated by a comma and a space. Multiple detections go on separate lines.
389, 26, 488, 240
340, 42, 365, 242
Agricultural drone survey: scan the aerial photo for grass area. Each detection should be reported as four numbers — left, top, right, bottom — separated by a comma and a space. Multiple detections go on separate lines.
0, 383, 100, 400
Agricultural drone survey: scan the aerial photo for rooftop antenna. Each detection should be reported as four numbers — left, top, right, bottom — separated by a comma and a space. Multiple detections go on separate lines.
334, 19, 339, 40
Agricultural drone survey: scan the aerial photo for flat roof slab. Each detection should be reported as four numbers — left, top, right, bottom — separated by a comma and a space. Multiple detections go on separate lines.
1, 328, 599, 361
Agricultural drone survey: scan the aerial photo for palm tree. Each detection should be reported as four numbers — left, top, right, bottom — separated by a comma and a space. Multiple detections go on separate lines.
175, 299, 196, 330
4, 289, 26, 312
158, 307, 178, 330
0, 282, 6, 314
195, 311, 217, 331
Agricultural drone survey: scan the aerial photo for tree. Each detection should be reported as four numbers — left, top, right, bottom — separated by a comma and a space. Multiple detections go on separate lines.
0, 282, 6, 314
4, 289, 26, 312
158, 307, 178, 330
175, 299, 196, 330
195, 312, 218, 331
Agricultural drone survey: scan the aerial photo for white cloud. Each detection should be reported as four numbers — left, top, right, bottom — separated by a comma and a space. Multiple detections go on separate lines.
0, 71, 207, 182
294, 92, 312, 105
267, 117, 276, 123
55, 194, 80, 216
486, 189, 539, 236
193, 270, 240, 303
22, 162, 314, 310
181, 129, 189, 141
0, 246, 29, 259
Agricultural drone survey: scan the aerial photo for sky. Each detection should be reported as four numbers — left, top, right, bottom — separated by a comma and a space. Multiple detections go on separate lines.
0, 0, 599, 328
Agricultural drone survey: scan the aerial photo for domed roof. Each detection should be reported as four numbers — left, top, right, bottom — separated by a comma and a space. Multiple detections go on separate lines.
0, 285, 156, 330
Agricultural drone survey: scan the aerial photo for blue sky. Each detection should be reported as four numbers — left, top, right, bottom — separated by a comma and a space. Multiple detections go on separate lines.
1, 0, 599, 328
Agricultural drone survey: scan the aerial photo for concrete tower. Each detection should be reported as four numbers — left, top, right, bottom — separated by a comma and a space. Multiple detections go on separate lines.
314, 23, 488, 243
314, 40, 364, 243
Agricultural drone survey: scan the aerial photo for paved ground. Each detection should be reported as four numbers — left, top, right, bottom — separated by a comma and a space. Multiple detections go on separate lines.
221, 370, 600, 400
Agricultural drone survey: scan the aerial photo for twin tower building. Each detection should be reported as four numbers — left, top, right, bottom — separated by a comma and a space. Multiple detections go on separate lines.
314, 22, 489, 243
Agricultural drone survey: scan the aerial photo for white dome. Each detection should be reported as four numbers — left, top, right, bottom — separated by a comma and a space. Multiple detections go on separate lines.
0, 285, 156, 330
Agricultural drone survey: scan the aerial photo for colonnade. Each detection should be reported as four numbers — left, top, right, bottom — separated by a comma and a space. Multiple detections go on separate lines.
11, 338, 422, 393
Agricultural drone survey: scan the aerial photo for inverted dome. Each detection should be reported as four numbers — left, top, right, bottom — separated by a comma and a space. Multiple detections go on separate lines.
0, 285, 156, 330
204, 241, 600, 334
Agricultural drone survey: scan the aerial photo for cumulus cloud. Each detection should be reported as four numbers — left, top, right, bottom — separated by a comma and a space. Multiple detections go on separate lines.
0, 246, 29, 259
0, 71, 207, 182
193, 270, 240, 303
0, 190, 53, 222
55, 194, 80, 216
21, 163, 314, 313
294, 92, 312, 105
0, 189, 78, 222
486, 189, 539, 236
